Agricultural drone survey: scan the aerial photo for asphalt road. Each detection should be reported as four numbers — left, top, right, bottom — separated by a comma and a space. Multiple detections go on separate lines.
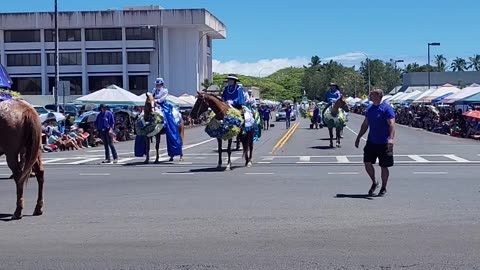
0, 115, 479, 270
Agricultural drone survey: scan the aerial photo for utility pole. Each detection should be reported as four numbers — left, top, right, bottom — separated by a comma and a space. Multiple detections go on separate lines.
54, 0, 59, 109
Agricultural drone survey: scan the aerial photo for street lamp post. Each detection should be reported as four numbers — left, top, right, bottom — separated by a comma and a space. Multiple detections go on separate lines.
197, 30, 224, 91
394, 59, 404, 87
394, 59, 404, 71
427, 42, 440, 89
357, 52, 371, 93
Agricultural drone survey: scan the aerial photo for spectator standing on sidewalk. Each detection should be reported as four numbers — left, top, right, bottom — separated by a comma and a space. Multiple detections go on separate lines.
355, 89, 395, 197
96, 104, 118, 163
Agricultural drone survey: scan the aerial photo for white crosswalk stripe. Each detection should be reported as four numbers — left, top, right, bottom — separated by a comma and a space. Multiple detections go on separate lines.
260, 154, 478, 164
0, 154, 477, 166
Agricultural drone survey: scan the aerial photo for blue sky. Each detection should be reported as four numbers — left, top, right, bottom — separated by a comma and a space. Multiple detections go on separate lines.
2, 0, 480, 76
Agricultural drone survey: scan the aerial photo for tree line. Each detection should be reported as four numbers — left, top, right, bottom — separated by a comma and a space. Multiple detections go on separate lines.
406, 54, 480, 72
210, 54, 480, 103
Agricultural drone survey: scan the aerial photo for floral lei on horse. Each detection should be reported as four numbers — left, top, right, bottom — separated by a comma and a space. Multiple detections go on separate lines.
205, 107, 244, 140
135, 110, 164, 137
323, 106, 347, 129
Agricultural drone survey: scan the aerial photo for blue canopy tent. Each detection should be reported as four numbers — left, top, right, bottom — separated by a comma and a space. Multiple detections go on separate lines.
0, 64, 12, 89
431, 92, 454, 104
456, 92, 480, 105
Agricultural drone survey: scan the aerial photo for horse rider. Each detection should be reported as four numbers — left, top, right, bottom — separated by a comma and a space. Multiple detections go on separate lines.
322, 82, 342, 116
151, 77, 183, 160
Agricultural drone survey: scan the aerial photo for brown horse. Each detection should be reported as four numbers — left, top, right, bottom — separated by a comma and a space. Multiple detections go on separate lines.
322, 96, 349, 148
190, 91, 254, 170
143, 93, 185, 164
0, 100, 44, 220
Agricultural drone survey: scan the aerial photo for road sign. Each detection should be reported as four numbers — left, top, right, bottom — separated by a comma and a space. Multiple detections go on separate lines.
58, 81, 71, 96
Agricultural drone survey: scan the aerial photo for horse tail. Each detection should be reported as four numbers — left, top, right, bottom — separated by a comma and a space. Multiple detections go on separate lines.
19, 108, 41, 185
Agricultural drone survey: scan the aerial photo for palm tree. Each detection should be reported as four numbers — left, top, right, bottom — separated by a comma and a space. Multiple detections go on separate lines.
405, 62, 420, 72
201, 79, 213, 90
467, 54, 480, 71
450, 57, 467, 71
434, 54, 447, 71
309, 56, 321, 67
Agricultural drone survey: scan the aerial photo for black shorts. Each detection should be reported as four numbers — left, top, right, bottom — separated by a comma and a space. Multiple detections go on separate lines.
363, 142, 394, 167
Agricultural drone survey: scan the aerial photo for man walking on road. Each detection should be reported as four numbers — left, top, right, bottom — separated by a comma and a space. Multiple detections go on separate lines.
96, 104, 118, 164
355, 89, 395, 196
285, 103, 292, 129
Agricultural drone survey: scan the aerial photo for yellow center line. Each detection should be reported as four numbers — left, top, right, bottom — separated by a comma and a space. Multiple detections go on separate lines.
272, 122, 300, 153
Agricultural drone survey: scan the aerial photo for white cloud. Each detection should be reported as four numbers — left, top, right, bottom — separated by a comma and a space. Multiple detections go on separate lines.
212, 57, 309, 77
212, 52, 372, 77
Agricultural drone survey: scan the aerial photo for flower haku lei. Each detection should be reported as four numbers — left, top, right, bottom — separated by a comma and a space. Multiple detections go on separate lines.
205, 108, 244, 140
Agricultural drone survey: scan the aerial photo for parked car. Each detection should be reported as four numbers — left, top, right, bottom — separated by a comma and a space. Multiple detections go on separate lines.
275, 107, 296, 122
45, 103, 79, 117
32, 105, 50, 115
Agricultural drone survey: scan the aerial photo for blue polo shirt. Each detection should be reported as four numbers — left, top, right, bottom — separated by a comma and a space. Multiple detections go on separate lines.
365, 102, 395, 144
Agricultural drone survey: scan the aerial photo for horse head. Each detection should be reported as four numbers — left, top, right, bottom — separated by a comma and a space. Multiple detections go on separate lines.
190, 91, 210, 120
144, 92, 155, 117
334, 95, 349, 112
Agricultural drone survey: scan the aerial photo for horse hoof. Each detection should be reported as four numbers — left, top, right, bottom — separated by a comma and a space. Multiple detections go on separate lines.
144, 160, 149, 164
33, 207, 43, 216
226, 165, 231, 171
329, 144, 334, 148
168, 157, 174, 162
336, 144, 341, 148
179, 157, 185, 162
154, 160, 160, 164
217, 164, 222, 169
12, 210, 22, 220
247, 161, 253, 167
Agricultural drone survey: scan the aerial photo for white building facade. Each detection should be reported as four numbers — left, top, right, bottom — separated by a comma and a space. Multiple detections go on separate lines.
0, 6, 226, 97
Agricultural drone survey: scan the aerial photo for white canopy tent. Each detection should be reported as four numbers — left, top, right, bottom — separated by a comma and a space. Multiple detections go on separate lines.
138, 93, 193, 107
178, 93, 197, 105
398, 90, 422, 103
389, 92, 410, 104
412, 88, 436, 103
414, 84, 460, 103
441, 84, 480, 104
75, 85, 145, 106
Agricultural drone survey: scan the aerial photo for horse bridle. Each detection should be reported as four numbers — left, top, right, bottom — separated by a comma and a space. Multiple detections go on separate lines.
193, 93, 209, 119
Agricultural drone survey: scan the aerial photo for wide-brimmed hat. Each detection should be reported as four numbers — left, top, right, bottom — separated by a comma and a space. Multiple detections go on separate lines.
226, 74, 240, 81
155, 78, 164, 84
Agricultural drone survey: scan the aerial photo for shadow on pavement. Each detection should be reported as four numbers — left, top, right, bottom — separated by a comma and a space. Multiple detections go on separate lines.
335, 194, 374, 200
310, 146, 334, 150
189, 166, 243, 173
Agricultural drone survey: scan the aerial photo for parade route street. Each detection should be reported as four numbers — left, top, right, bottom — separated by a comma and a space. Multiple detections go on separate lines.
0, 115, 479, 269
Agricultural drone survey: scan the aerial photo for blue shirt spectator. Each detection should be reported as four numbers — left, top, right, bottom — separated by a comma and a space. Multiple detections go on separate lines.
365, 102, 396, 144
96, 109, 115, 132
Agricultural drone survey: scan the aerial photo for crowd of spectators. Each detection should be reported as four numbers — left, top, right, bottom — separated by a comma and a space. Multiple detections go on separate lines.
353, 105, 480, 140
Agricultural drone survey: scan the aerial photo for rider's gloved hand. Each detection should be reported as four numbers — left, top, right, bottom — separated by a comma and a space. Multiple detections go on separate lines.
227, 100, 234, 106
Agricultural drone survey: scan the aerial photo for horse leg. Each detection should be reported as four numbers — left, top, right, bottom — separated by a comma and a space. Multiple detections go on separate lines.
179, 122, 185, 162
32, 154, 45, 216
336, 127, 341, 148
248, 131, 254, 167
235, 134, 240, 150
144, 136, 150, 164
155, 134, 161, 164
7, 154, 24, 220
217, 138, 222, 168
242, 134, 248, 167
328, 128, 334, 148
226, 139, 232, 170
